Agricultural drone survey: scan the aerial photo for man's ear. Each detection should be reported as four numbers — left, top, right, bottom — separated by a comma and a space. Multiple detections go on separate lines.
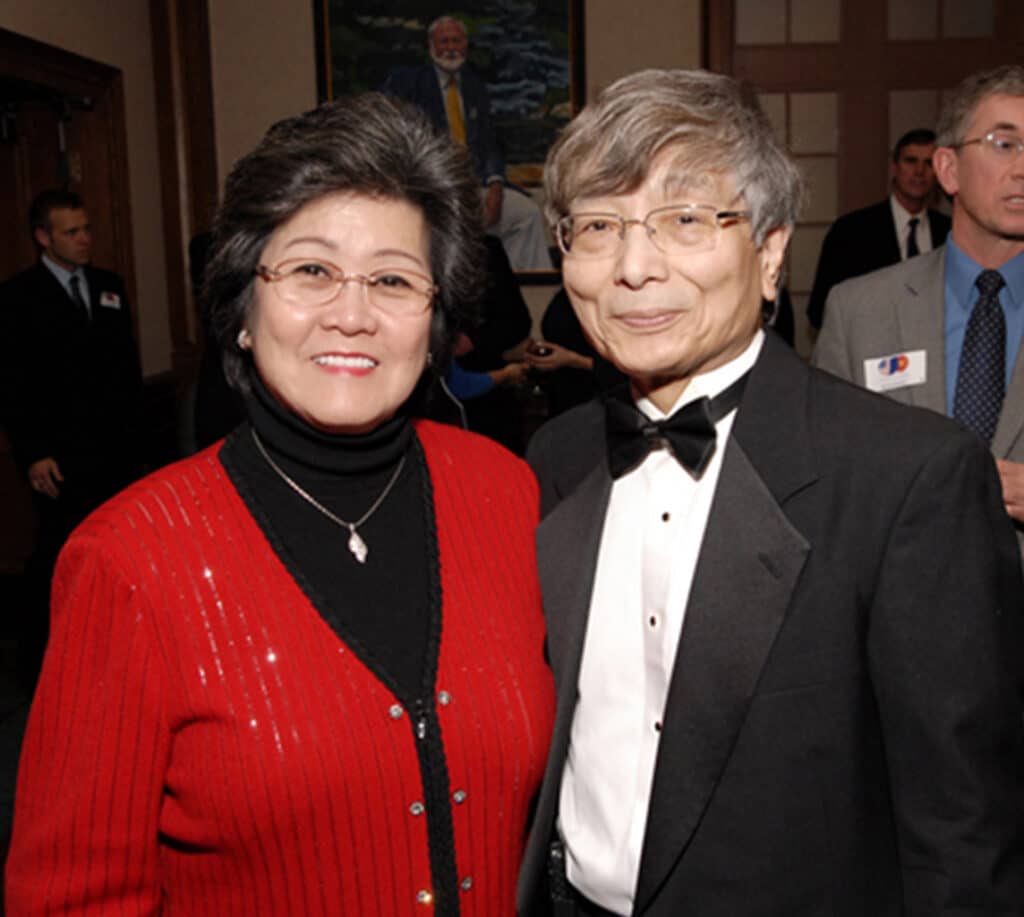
759, 225, 792, 301
932, 146, 960, 198
33, 227, 50, 250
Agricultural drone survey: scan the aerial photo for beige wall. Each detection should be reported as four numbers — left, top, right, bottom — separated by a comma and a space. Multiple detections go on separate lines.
1, 1, 171, 376
208, 0, 318, 184
585, 0, 702, 101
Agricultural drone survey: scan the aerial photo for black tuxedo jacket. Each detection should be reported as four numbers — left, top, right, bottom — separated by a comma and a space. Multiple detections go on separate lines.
807, 200, 950, 329
0, 261, 142, 486
518, 335, 1024, 916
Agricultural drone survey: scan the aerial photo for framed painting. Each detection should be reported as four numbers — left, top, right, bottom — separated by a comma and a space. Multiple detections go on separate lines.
313, 1, 585, 187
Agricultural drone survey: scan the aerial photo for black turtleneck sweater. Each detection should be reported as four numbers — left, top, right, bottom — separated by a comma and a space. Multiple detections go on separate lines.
218, 375, 437, 702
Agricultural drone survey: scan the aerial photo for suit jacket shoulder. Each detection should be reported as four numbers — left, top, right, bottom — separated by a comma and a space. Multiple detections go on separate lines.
807, 200, 899, 329
526, 398, 607, 516
812, 247, 945, 393
927, 207, 951, 242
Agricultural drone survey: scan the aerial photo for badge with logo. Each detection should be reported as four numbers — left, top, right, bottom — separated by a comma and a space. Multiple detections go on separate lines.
863, 349, 926, 392
99, 291, 122, 309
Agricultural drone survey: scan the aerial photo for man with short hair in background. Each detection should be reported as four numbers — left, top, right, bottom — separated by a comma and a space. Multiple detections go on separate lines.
0, 189, 142, 683
815, 65, 1024, 562
807, 128, 951, 330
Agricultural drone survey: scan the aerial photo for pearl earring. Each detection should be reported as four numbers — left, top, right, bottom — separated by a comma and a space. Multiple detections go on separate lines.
237, 329, 251, 350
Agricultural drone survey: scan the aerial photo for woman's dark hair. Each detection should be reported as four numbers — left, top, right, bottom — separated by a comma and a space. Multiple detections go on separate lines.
204, 92, 486, 392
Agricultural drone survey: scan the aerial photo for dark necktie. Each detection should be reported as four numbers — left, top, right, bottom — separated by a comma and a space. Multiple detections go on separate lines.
906, 217, 920, 258
69, 274, 89, 320
605, 371, 750, 479
953, 270, 1006, 443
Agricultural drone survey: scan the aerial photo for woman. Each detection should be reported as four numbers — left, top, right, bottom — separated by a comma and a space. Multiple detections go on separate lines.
6, 95, 554, 916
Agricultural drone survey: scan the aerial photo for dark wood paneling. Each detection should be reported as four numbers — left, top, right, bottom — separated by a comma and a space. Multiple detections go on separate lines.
150, 0, 218, 387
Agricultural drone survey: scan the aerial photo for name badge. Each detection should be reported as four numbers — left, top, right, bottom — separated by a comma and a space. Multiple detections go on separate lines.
863, 349, 926, 392
99, 291, 122, 309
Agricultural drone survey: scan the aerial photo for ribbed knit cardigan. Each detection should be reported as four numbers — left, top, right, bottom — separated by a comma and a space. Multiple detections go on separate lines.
6, 420, 555, 916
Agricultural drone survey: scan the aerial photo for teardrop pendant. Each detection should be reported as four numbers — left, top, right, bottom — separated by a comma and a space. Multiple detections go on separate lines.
347, 528, 369, 564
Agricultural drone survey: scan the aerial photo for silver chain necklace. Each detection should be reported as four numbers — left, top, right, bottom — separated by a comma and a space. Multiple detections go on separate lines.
251, 429, 406, 564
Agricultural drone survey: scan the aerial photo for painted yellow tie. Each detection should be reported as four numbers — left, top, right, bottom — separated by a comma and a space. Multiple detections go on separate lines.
445, 78, 466, 145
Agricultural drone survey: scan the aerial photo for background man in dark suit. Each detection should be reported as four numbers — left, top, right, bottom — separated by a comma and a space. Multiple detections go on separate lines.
807, 128, 951, 329
383, 15, 552, 271
517, 69, 1024, 916
814, 65, 1024, 564
0, 189, 142, 681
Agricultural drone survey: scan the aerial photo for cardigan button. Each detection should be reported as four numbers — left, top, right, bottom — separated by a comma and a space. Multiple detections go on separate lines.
388, 704, 403, 720
452, 789, 467, 804
409, 801, 425, 816
460, 876, 473, 891
438, 690, 451, 706
416, 889, 433, 905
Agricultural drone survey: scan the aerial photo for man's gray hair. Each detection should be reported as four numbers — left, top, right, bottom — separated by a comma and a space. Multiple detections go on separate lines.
936, 65, 1024, 148
544, 69, 803, 247
427, 15, 467, 42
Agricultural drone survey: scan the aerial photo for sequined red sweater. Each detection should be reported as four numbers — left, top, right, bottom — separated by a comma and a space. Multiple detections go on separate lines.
6, 421, 555, 916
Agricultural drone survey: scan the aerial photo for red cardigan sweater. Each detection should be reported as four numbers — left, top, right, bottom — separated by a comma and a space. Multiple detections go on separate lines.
6, 421, 554, 916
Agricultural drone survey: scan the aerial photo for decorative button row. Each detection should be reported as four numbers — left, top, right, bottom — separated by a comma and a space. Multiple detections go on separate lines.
389, 692, 452, 722
414, 880, 472, 902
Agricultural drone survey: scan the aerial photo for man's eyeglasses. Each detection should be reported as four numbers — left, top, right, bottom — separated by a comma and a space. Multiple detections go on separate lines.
955, 130, 1024, 159
255, 259, 437, 317
555, 204, 751, 259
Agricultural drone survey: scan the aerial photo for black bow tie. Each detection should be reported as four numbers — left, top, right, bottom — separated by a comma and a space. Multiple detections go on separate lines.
604, 371, 750, 479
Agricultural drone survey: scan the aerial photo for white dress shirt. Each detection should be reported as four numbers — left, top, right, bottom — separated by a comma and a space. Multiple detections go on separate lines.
42, 253, 90, 318
559, 332, 764, 914
890, 194, 934, 261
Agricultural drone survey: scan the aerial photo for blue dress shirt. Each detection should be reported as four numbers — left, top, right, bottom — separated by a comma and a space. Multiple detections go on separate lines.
943, 238, 1024, 414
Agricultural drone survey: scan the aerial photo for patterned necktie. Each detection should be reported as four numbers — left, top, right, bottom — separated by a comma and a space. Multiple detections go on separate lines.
604, 371, 750, 479
69, 274, 89, 320
953, 270, 1006, 443
445, 78, 466, 146
906, 217, 920, 258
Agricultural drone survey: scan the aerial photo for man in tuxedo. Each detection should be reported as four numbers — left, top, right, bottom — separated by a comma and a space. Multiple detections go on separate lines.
0, 189, 142, 680
814, 65, 1024, 561
517, 69, 1024, 917
383, 15, 552, 270
807, 128, 951, 329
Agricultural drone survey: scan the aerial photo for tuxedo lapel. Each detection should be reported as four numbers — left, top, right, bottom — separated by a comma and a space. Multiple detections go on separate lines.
894, 249, 947, 414
536, 462, 611, 690
518, 461, 612, 908
633, 337, 813, 912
